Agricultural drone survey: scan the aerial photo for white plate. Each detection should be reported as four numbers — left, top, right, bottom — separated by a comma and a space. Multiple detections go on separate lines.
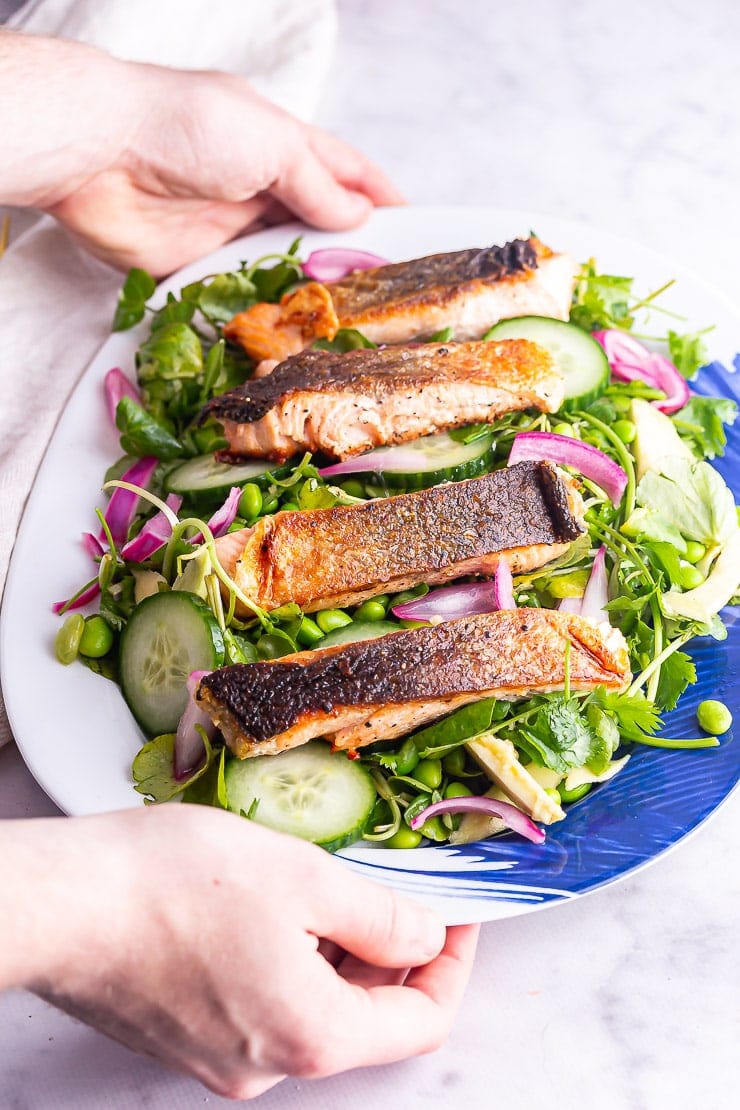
2, 206, 739, 924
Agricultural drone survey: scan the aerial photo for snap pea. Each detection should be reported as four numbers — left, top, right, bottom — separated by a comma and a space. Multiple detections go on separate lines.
697, 699, 732, 735
55, 613, 85, 665
78, 615, 114, 659
558, 781, 592, 805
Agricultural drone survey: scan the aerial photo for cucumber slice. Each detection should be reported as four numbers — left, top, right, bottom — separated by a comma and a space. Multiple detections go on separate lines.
344, 431, 495, 492
120, 591, 225, 736
164, 454, 279, 504
224, 740, 376, 851
319, 619, 400, 649
484, 316, 609, 412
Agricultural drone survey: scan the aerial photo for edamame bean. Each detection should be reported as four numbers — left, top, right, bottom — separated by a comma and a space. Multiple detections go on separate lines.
697, 699, 732, 735
384, 826, 423, 849
418, 816, 447, 841
238, 483, 262, 521
260, 491, 279, 515
340, 479, 366, 499
442, 748, 467, 776
55, 613, 85, 665
612, 419, 637, 444
558, 781, 592, 805
444, 781, 473, 800
316, 609, 352, 634
296, 616, 325, 647
679, 564, 705, 590
395, 737, 419, 776
353, 599, 387, 622
78, 615, 114, 659
414, 758, 442, 790
684, 540, 706, 564
279, 501, 299, 513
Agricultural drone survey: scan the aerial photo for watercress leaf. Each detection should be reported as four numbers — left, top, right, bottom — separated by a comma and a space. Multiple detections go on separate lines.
252, 258, 304, 302
150, 297, 196, 331
199, 272, 258, 324
112, 267, 156, 331
132, 730, 214, 803
137, 322, 203, 384
313, 327, 376, 352
115, 396, 184, 460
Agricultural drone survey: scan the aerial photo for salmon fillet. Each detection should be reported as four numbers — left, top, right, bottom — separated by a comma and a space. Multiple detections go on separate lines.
202, 338, 563, 462
197, 610, 631, 758
223, 237, 578, 362
214, 461, 584, 616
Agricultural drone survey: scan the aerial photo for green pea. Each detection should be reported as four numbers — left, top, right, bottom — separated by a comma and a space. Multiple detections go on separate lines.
384, 826, 423, 849
552, 421, 577, 437
414, 758, 443, 790
296, 616, 325, 647
558, 781, 592, 805
55, 613, 85, 665
442, 748, 467, 776
444, 781, 473, 800
353, 599, 387, 622
340, 479, 366, 499
418, 815, 448, 842
279, 501, 299, 513
609, 394, 632, 414
612, 419, 637, 444
316, 609, 352, 634
684, 540, 706, 564
78, 615, 114, 659
395, 737, 419, 776
697, 699, 733, 735
238, 483, 262, 521
679, 564, 705, 591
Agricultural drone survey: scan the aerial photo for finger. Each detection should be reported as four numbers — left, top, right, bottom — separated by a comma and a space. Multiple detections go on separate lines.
304, 857, 446, 969
269, 146, 374, 230
308, 128, 406, 205
305, 925, 481, 1075
336, 952, 409, 990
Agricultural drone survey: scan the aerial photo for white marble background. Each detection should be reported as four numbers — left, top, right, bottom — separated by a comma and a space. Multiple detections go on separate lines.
2, 1, 739, 1107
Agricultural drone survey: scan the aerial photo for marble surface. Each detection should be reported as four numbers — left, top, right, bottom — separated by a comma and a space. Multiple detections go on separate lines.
2, 0, 739, 1107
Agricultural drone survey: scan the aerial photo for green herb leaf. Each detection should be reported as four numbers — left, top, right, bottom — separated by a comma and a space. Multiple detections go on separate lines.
655, 649, 697, 712
313, 327, 376, 352
411, 699, 498, 759
570, 262, 634, 332
673, 395, 737, 459
590, 687, 662, 742
199, 272, 258, 325
667, 328, 710, 379
521, 696, 603, 774
112, 267, 157, 331
115, 396, 184, 460
132, 729, 214, 803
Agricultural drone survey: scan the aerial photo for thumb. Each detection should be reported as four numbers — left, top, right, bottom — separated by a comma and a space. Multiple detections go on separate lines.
305, 860, 446, 968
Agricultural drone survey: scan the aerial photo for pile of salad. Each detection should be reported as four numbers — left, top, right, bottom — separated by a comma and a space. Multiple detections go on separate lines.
54, 240, 739, 852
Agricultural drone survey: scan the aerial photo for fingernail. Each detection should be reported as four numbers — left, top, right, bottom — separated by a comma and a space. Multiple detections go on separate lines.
414, 907, 446, 961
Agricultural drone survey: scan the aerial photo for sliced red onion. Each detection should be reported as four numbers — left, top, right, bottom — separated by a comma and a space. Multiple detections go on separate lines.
98, 456, 158, 547
82, 531, 105, 560
121, 494, 183, 562
104, 367, 141, 426
557, 595, 584, 615
319, 442, 436, 479
53, 580, 101, 614
494, 560, 515, 610
508, 432, 628, 507
302, 247, 389, 283
206, 486, 242, 539
593, 329, 690, 414
174, 670, 215, 780
580, 546, 610, 622
392, 580, 499, 621
409, 796, 545, 844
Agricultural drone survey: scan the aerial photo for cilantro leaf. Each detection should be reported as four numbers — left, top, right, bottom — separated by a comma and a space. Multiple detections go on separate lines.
521, 696, 605, 774
673, 395, 737, 459
655, 649, 697, 712
590, 687, 661, 742
667, 328, 711, 379
570, 262, 634, 332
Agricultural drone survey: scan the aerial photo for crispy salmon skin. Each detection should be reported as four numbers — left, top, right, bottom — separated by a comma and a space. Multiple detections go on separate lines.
223, 237, 578, 361
197, 610, 631, 759
215, 461, 584, 615
202, 338, 563, 461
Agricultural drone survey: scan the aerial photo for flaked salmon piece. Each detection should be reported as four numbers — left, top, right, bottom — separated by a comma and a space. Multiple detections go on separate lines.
214, 461, 584, 616
223, 283, 338, 363
197, 610, 631, 759
202, 338, 562, 462
224, 237, 578, 362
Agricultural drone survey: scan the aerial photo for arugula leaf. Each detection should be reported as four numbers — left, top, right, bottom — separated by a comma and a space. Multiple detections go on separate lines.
115, 396, 184, 460
673, 395, 737, 459
570, 261, 634, 332
667, 328, 710, 379
112, 267, 156, 331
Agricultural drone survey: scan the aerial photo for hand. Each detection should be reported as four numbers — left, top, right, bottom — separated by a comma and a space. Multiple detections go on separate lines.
0, 34, 402, 275
4, 806, 478, 1100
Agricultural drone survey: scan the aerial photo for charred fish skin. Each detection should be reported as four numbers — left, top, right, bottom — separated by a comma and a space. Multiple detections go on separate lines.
201, 338, 563, 461
223, 237, 579, 361
215, 461, 585, 614
197, 610, 631, 759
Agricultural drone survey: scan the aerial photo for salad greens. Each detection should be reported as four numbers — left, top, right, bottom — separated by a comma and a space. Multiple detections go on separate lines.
54, 241, 739, 848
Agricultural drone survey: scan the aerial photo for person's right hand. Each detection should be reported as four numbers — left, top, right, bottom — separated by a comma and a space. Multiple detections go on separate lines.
7, 806, 478, 1100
